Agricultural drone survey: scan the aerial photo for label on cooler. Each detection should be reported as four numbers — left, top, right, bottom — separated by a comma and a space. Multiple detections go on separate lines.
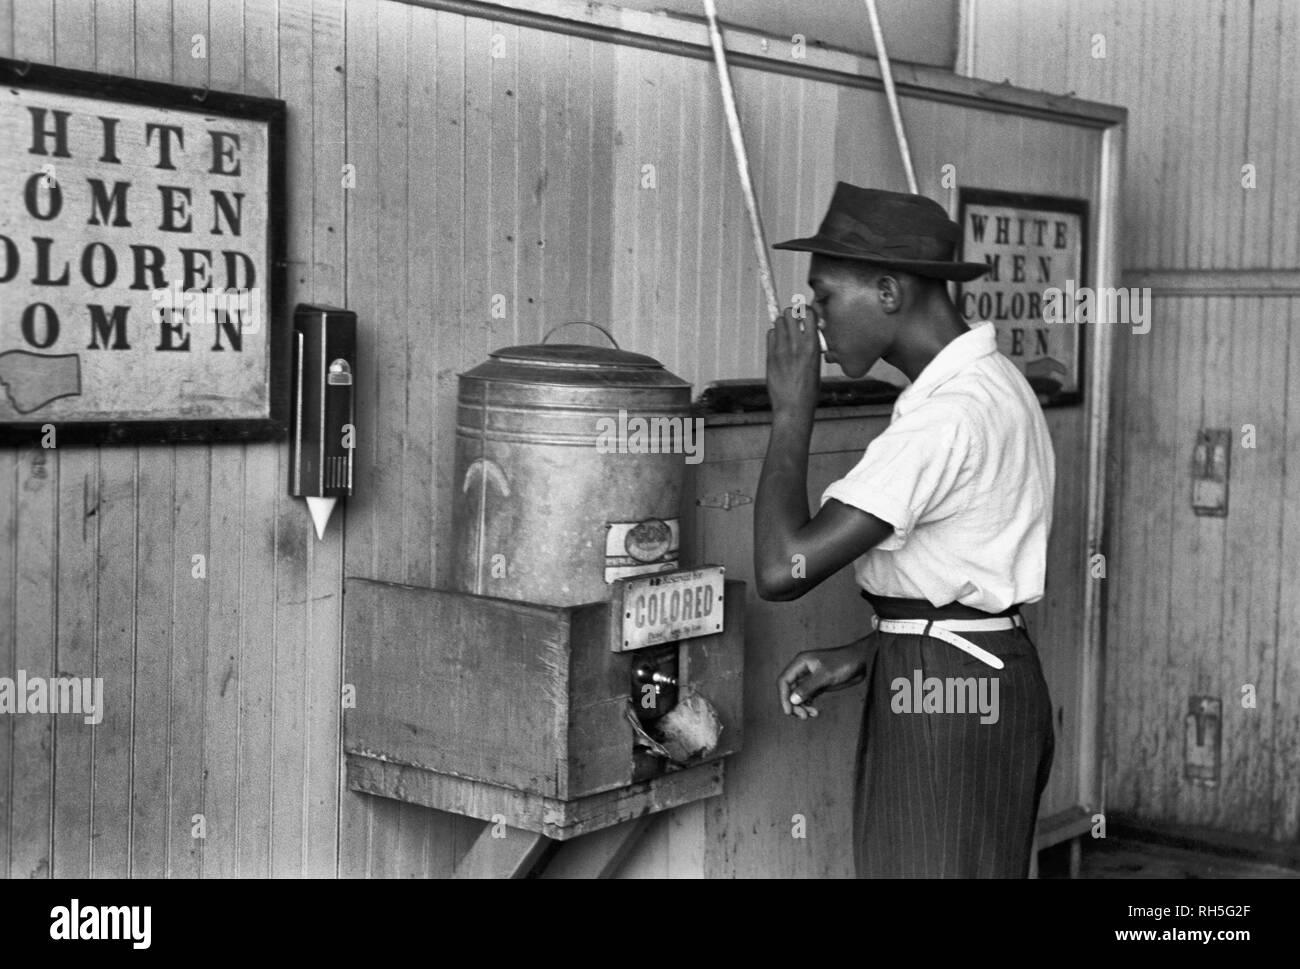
612, 565, 726, 652
604, 518, 680, 582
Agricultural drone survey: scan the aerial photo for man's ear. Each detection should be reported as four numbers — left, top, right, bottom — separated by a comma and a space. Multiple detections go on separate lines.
876, 274, 904, 314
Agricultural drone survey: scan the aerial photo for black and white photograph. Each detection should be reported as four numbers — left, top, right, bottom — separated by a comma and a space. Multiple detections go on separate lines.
0, 0, 1291, 947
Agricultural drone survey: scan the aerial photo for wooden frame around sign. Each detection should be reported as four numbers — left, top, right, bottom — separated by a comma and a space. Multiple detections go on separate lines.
0, 57, 287, 446
955, 188, 1090, 409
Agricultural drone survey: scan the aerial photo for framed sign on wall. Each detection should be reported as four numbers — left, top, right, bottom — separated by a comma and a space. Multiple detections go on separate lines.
955, 189, 1088, 407
0, 58, 286, 445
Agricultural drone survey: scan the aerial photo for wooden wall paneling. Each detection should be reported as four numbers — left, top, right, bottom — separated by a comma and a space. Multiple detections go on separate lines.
1268, 1, 1299, 270
47, 0, 97, 882
114, 0, 179, 886
202, 442, 243, 878
609, 45, 652, 360
0, 0, 12, 57
400, 3, 438, 591
1207, 0, 1251, 271
130, 443, 174, 878
652, 35, 684, 370
167, 451, 211, 877
1152, 297, 1197, 825
764, 68, 793, 319
691, 61, 725, 394
610, 810, 666, 878
165, 0, 213, 883
662, 798, 705, 876
337, 3, 473, 878
460, 12, 492, 385
376, 0, 434, 875
236, 442, 277, 877
514, 22, 544, 346
1185, 294, 1231, 828
201, 0, 250, 882
268, 0, 315, 877
1038, 410, 1084, 817
1241, 0, 1280, 269
1115, 0, 1159, 267
0, 451, 13, 877
0, 448, 14, 879
305, 0, 347, 878
669, 41, 701, 391
586, 37, 616, 334
1101, 295, 1132, 813
704, 51, 729, 383
53, 0, 93, 59
12, 445, 56, 882
392, 3, 443, 870
1220, 297, 1284, 835
369, 580, 438, 876
394, 5, 479, 877
1198, 292, 1256, 832
6, 0, 56, 890
660, 43, 688, 370
1187, 1, 1221, 271
1275, 297, 1300, 838
537, 29, 570, 326
343, 0, 379, 588
422, 6, 508, 873
489, 20, 520, 352
372, 0, 411, 586
339, 560, 383, 878
1164, 295, 1209, 825
728, 62, 767, 380
1161, 1, 1194, 271
233, 0, 279, 880
429, 7, 468, 591
75, 1, 143, 868
1106, 316, 1147, 813
1123, 304, 1164, 816
744, 64, 778, 378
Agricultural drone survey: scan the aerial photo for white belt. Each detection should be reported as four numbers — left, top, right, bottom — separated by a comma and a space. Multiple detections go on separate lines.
869, 614, 1024, 671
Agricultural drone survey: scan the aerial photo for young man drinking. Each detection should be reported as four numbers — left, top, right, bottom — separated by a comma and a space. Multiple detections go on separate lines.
754, 182, 1056, 878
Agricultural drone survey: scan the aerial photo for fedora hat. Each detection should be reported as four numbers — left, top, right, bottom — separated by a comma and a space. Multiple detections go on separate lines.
773, 182, 990, 282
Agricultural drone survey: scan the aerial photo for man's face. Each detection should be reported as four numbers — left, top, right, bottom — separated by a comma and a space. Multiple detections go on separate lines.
808, 255, 895, 378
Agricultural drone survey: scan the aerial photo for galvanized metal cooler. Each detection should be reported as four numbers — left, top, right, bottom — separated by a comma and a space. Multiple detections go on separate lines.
343, 324, 745, 854
452, 323, 692, 606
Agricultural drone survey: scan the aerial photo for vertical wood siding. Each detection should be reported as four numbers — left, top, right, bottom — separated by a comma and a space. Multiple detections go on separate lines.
971, 0, 1300, 840
1, 0, 1120, 877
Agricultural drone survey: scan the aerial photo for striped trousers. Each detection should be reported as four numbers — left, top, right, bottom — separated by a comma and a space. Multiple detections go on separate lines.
853, 595, 1055, 878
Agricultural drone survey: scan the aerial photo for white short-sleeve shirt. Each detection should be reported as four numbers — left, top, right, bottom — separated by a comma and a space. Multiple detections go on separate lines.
819, 320, 1055, 612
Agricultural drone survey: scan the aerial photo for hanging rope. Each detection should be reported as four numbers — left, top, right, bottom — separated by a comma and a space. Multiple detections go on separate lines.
701, 0, 781, 323
863, 0, 919, 193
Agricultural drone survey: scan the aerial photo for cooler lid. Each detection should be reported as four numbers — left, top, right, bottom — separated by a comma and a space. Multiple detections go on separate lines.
460, 323, 690, 389
489, 342, 663, 370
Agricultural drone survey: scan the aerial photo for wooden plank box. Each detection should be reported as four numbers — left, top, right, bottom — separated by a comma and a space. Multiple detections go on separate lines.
343, 577, 744, 839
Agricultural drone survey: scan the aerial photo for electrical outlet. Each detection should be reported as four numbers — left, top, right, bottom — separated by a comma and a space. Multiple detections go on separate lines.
1191, 429, 1230, 516
1184, 695, 1221, 785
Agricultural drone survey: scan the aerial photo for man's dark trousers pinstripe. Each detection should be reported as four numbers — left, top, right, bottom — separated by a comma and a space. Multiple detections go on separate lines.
853, 595, 1055, 878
